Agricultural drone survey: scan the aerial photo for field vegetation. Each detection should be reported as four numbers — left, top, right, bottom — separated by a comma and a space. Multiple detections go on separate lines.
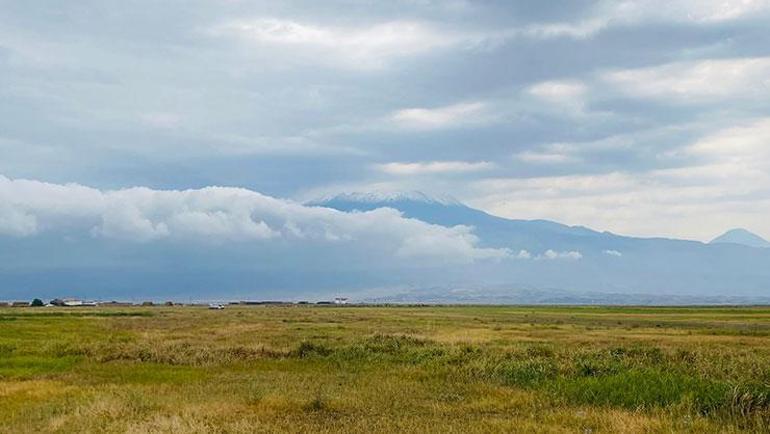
0, 305, 769, 433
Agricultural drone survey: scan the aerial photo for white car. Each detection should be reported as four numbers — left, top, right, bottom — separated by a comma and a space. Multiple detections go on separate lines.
208, 303, 225, 310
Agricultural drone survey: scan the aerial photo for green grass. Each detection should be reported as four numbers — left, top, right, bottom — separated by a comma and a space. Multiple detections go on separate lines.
0, 305, 768, 432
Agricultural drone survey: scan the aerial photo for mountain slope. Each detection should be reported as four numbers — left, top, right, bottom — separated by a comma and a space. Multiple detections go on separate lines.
312, 192, 770, 299
711, 228, 770, 248
311, 191, 607, 252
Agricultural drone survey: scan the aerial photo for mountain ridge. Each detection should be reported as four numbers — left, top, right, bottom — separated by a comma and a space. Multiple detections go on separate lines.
311, 191, 606, 240
309, 191, 770, 299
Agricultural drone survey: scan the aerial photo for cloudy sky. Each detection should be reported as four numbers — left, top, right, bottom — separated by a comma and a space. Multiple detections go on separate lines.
2, 0, 770, 242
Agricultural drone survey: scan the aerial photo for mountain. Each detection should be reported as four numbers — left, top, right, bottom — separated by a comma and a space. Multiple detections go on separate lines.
309, 191, 605, 251
3, 190, 769, 303
312, 192, 770, 301
710, 228, 770, 249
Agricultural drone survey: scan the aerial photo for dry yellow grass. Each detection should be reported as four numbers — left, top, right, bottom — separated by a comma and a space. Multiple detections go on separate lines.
0, 305, 768, 433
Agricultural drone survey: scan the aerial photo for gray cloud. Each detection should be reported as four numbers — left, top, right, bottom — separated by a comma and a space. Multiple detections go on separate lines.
1, 0, 770, 241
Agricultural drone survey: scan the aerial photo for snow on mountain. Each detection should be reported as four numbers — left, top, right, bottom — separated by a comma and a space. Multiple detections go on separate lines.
309, 191, 460, 206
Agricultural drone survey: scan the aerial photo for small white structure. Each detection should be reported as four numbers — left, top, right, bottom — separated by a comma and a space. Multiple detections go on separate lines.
62, 299, 97, 307
208, 303, 225, 310
333, 297, 349, 305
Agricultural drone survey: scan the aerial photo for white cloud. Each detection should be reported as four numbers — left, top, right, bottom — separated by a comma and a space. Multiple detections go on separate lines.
0, 205, 38, 237
471, 173, 670, 236
671, 117, 770, 203
212, 1, 770, 68
515, 249, 532, 259
376, 161, 495, 175
528, 80, 587, 102
611, 0, 770, 24
603, 57, 770, 102
525, 79, 597, 118
395, 224, 510, 262
604, 249, 623, 257
522, 1, 770, 40
537, 250, 583, 260
514, 138, 626, 165
522, 19, 607, 40
211, 18, 466, 70
390, 102, 489, 130
687, 118, 770, 164
507, 249, 582, 261
515, 249, 583, 260
515, 151, 578, 165
470, 153, 770, 242
651, 118, 770, 197
0, 175, 508, 264
323, 100, 496, 136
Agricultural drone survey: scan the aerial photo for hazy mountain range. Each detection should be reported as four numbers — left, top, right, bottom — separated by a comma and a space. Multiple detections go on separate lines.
313, 192, 770, 303
1, 188, 769, 304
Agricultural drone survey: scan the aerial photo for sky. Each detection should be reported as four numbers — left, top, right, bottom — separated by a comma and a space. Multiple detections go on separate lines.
2, 0, 770, 242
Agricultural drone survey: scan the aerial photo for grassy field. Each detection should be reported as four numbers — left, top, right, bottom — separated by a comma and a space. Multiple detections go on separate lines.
0, 305, 769, 433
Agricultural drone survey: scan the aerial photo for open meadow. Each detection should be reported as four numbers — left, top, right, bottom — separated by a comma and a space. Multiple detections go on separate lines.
0, 305, 769, 433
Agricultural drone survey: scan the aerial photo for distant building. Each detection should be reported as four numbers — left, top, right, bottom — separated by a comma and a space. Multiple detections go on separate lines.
334, 297, 349, 305
11, 301, 30, 307
46, 299, 97, 307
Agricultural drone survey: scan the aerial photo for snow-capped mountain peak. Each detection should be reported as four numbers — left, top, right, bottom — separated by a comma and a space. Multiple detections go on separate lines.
309, 191, 460, 206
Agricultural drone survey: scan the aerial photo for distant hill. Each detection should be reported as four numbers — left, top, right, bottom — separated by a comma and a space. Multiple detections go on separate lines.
711, 229, 770, 248
310, 191, 770, 300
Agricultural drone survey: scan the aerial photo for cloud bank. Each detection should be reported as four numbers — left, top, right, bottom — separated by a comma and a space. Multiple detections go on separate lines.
0, 175, 508, 265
